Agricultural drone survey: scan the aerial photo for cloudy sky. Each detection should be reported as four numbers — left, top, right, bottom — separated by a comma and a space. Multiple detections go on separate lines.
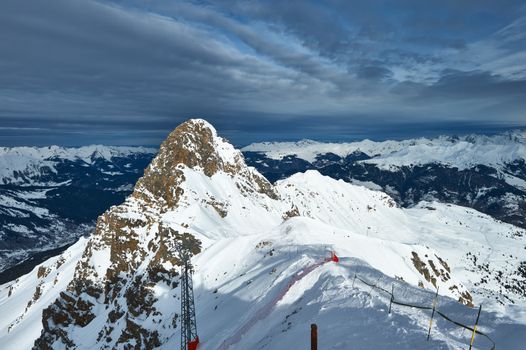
1, 0, 526, 146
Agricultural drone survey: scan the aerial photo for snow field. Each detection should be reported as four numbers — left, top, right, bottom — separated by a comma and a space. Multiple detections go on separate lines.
184, 225, 521, 349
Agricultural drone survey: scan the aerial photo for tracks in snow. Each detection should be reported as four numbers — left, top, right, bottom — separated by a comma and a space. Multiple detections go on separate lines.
217, 259, 330, 350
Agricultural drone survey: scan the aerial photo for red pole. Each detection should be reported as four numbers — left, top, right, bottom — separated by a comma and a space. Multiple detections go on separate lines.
311, 324, 318, 350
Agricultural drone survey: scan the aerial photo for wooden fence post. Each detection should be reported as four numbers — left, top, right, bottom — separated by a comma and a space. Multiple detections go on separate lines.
311, 323, 318, 350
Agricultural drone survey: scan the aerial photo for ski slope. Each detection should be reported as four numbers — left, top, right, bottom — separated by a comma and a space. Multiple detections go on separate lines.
180, 220, 525, 349
217, 254, 332, 350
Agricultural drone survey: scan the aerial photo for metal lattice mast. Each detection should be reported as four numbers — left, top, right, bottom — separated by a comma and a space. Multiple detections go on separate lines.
177, 241, 199, 350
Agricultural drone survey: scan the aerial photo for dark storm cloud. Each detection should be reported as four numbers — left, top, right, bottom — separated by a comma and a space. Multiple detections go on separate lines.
392, 69, 526, 99
356, 66, 393, 81
0, 0, 525, 146
425, 70, 526, 99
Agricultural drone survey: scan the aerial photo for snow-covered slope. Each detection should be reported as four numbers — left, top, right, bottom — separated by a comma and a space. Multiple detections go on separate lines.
1, 120, 525, 349
0, 238, 87, 350
189, 219, 526, 350
277, 171, 526, 309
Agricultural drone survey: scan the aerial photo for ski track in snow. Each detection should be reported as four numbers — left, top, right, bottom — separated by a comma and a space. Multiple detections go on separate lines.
217, 258, 331, 350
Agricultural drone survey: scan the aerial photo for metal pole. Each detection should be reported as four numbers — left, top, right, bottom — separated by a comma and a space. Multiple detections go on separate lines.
427, 287, 439, 341
311, 324, 318, 350
388, 284, 394, 314
469, 305, 482, 350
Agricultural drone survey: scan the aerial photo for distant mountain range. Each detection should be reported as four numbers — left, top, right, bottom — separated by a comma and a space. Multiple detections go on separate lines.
0, 145, 156, 272
243, 131, 526, 230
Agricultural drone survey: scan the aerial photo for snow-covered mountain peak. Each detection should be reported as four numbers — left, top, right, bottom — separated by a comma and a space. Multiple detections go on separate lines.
157, 118, 243, 174
24, 119, 286, 348
133, 118, 277, 209
2, 120, 525, 349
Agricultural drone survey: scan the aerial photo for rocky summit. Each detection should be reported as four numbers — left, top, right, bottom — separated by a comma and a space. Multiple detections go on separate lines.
31, 119, 280, 349
1, 119, 525, 350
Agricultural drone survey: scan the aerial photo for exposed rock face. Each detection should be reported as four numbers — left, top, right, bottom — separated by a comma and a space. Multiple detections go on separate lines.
411, 251, 474, 307
34, 119, 276, 349
134, 119, 277, 209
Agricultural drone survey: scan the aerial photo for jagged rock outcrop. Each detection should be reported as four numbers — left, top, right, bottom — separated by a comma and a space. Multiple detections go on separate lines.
134, 119, 277, 209
34, 119, 279, 349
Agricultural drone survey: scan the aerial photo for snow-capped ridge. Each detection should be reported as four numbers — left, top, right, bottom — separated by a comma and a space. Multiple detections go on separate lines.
243, 129, 526, 169
0, 144, 157, 185
0, 238, 88, 350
